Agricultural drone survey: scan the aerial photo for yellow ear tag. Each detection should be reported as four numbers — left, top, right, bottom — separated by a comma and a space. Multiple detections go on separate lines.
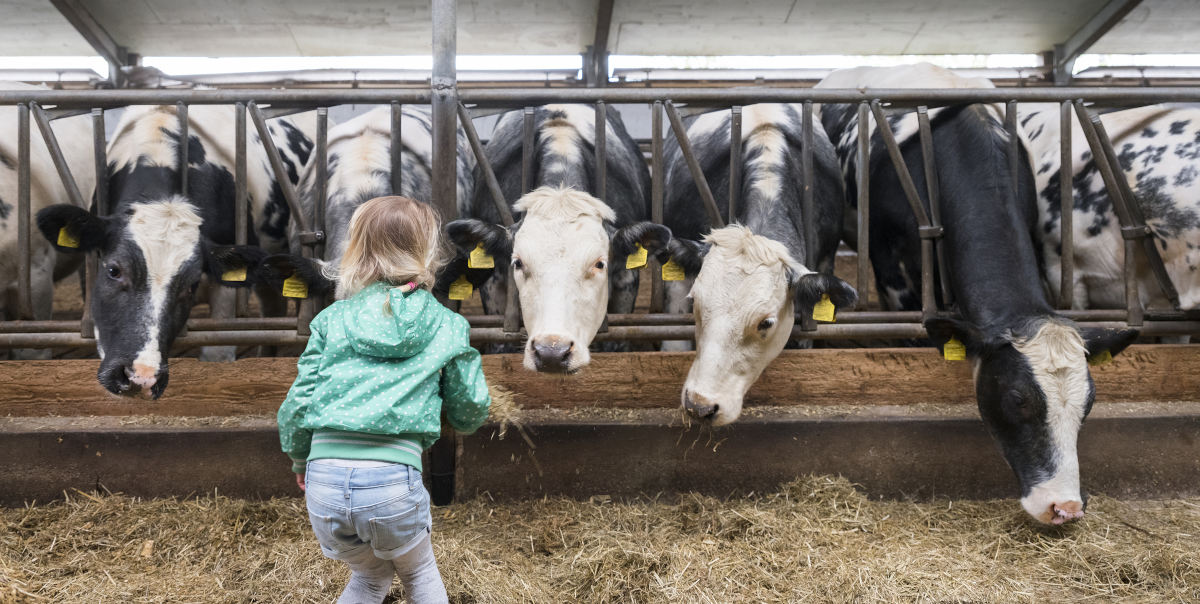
468, 242, 494, 269
943, 336, 967, 361
812, 294, 836, 322
221, 266, 247, 282
281, 274, 308, 299
625, 243, 648, 270
57, 226, 80, 248
448, 274, 473, 301
1088, 349, 1113, 366
661, 258, 686, 281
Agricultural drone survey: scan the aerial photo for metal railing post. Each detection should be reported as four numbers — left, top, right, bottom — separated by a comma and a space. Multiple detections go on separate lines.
17, 104, 32, 320
855, 102, 871, 311
649, 100, 666, 314
391, 101, 404, 195
1058, 101, 1075, 309
728, 106, 742, 225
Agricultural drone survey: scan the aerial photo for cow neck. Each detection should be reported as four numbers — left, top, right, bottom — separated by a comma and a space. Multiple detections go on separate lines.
935, 107, 1054, 332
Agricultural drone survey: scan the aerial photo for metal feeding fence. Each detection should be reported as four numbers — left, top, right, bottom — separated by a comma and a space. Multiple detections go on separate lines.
1, 83, 1199, 354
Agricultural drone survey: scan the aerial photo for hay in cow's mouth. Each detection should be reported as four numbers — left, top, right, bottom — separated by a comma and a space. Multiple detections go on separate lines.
2, 476, 1197, 603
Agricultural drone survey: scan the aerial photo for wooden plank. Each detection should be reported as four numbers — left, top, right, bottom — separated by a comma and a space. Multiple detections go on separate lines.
0, 345, 1196, 417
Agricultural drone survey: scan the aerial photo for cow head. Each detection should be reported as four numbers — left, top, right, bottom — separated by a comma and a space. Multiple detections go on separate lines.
925, 316, 1137, 525
673, 225, 856, 426
446, 186, 670, 373
37, 199, 261, 398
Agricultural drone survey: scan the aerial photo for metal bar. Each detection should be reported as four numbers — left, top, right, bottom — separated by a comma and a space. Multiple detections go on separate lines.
521, 107, 535, 195
81, 108, 106, 339
390, 101, 404, 195
176, 102, 189, 195
869, 101, 930, 228
503, 264, 522, 334
728, 106, 742, 225
916, 106, 951, 307
1058, 101, 1075, 309
17, 103, 32, 320
458, 103, 514, 227
649, 100, 665, 314
29, 103, 87, 209
1053, 0, 1144, 84
5, 87, 1200, 109
1072, 100, 1142, 326
247, 101, 308, 234
595, 101, 607, 201
856, 102, 871, 311
664, 100, 724, 228
801, 101, 817, 266
314, 107, 329, 262
234, 103, 249, 318
587, 0, 615, 87
1005, 100, 1019, 201
431, 0, 458, 225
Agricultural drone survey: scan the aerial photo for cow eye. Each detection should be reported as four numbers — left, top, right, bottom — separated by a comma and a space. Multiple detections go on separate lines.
106, 265, 122, 280
758, 317, 776, 331
594, 260, 606, 270
512, 258, 524, 271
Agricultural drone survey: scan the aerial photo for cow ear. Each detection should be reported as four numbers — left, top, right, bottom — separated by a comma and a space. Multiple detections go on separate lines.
446, 219, 512, 259
612, 222, 672, 259
202, 243, 269, 289
923, 316, 989, 357
790, 271, 858, 313
661, 237, 709, 278
1078, 326, 1139, 360
257, 253, 336, 298
36, 204, 110, 253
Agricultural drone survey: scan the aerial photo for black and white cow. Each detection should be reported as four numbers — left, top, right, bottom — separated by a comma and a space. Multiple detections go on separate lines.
446, 104, 669, 373
658, 104, 857, 425
1020, 103, 1200, 313
258, 105, 475, 300
1, 83, 96, 358
36, 104, 314, 398
817, 63, 1138, 525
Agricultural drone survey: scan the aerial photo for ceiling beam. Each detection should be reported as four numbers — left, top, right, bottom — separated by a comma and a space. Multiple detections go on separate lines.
584, 0, 615, 87
1051, 0, 1144, 84
48, 0, 130, 85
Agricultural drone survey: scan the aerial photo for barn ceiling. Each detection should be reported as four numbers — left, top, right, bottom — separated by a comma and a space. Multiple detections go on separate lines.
0, 0, 1195, 58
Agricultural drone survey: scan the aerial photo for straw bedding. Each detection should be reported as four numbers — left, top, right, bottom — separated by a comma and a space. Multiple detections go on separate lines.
2, 474, 1197, 603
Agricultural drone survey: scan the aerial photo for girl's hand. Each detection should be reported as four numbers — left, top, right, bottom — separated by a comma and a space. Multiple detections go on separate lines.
296, 473, 306, 492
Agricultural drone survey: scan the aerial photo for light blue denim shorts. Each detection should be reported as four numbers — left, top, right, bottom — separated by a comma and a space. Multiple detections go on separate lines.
304, 460, 432, 561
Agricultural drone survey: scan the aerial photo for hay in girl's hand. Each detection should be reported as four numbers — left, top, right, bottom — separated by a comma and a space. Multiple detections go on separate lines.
487, 385, 524, 441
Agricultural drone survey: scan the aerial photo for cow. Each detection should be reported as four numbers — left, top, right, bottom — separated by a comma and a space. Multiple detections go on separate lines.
255, 105, 476, 301
816, 63, 1138, 525
656, 104, 857, 425
36, 104, 314, 398
1019, 103, 1200, 314
444, 104, 670, 373
0, 83, 97, 359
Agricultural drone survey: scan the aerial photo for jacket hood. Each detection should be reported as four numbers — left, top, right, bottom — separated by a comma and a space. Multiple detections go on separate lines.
343, 282, 442, 358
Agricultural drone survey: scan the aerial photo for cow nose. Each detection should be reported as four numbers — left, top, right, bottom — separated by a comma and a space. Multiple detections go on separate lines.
126, 362, 159, 389
1050, 500, 1086, 525
531, 336, 573, 372
683, 390, 718, 420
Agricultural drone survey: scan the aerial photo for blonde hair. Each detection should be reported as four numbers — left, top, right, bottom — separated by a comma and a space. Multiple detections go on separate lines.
332, 196, 448, 304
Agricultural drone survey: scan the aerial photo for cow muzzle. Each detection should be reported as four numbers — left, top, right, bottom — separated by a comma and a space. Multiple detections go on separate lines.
526, 334, 579, 373
682, 389, 719, 422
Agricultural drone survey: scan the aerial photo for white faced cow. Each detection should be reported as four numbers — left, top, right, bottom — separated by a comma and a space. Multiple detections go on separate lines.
445, 105, 668, 373
1020, 103, 1200, 313
37, 104, 314, 398
817, 63, 1138, 525
0, 83, 96, 358
659, 104, 857, 425
256, 105, 475, 300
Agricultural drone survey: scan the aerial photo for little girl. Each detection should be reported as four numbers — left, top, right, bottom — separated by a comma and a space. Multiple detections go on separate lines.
278, 195, 490, 604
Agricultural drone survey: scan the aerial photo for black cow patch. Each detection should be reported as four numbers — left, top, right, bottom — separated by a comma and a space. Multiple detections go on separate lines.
0, 151, 14, 170
1169, 120, 1190, 135
1136, 175, 1200, 237
0, 195, 9, 221
280, 121, 313, 165
1175, 165, 1198, 188
158, 127, 207, 166
1142, 127, 1158, 138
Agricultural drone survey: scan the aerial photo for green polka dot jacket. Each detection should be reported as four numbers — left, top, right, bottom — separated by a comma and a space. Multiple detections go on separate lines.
277, 281, 491, 473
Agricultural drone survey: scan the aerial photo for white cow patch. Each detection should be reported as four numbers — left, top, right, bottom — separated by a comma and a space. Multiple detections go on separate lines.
126, 198, 202, 382
684, 225, 813, 426
511, 186, 615, 372
1010, 320, 1091, 522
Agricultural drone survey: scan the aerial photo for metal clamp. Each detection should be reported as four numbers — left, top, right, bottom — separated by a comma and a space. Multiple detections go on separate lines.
298, 231, 325, 245
918, 225, 945, 239
1121, 225, 1151, 240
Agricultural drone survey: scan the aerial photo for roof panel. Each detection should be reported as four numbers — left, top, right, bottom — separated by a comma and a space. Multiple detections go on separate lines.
0, 0, 1195, 59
